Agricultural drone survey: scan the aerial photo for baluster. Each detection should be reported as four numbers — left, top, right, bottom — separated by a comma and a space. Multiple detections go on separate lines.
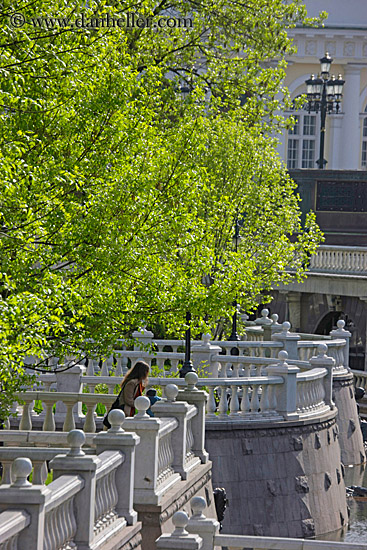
259, 384, 269, 413
1, 461, 12, 484
86, 358, 95, 376
101, 360, 109, 377
88, 382, 97, 393
243, 364, 251, 377
232, 363, 240, 378
84, 403, 97, 432
255, 364, 262, 376
63, 402, 76, 432
171, 359, 179, 374
240, 385, 251, 415
218, 384, 228, 418
269, 384, 277, 412
32, 460, 48, 484
206, 387, 217, 418
250, 385, 260, 413
43, 399, 56, 431
19, 399, 33, 431
229, 385, 239, 416
115, 357, 123, 376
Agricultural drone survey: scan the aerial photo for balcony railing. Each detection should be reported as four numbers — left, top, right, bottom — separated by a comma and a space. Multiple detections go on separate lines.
308, 245, 367, 275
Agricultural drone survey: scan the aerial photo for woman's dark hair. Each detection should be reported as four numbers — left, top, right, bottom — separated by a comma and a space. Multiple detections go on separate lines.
121, 361, 149, 387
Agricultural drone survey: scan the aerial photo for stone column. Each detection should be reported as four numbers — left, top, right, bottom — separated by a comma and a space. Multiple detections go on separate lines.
0, 458, 50, 550
287, 292, 302, 333
191, 334, 222, 377
340, 64, 362, 170
266, 351, 300, 420
156, 511, 202, 550
330, 319, 352, 372
94, 409, 140, 525
187, 497, 219, 550
272, 321, 300, 360
50, 430, 100, 550
328, 114, 343, 169
55, 363, 86, 420
176, 373, 209, 464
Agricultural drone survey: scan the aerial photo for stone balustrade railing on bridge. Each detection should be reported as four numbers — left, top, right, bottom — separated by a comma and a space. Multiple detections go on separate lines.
156, 502, 367, 550
0, 384, 215, 550
0, 427, 141, 550
6, 350, 335, 432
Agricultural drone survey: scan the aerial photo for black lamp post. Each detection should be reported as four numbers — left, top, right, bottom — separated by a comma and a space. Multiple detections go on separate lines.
228, 217, 241, 342
179, 311, 195, 378
305, 53, 345, 169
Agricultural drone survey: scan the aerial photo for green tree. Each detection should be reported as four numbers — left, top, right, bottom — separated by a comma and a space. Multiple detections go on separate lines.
0, 0, 323, 418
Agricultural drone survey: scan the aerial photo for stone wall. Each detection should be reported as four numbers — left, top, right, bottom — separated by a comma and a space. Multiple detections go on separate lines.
134, 462, 216, 550
205, 410, 348, 538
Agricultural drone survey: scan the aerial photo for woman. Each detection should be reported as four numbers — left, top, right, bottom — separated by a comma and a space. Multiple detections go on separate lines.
103, 361, 149, 429
118, 361, 150, 417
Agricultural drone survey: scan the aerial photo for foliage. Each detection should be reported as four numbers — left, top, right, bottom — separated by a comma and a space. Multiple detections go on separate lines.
0, 0, 324, 419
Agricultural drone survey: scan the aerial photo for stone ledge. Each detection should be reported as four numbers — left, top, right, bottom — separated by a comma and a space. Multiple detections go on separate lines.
205, 409, 338, 432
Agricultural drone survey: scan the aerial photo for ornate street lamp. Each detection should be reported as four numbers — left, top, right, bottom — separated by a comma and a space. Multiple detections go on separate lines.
305, 53, 345, 169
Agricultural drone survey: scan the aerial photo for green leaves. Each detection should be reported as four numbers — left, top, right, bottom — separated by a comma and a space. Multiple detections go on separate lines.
0, 0, 323, 419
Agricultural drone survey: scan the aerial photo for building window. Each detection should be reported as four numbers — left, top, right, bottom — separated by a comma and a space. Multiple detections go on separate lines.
362, 116, 367, 169
287, 113, 317, 169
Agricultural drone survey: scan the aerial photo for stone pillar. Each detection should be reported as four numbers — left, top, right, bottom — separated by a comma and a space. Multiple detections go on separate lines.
266, 351, 300, 420
328, 114, 343, 169
50, 430, 99, 550
340, 64, 362, 170
187, 497, 219, 550
360, 297, 367, 372
309, 344, 336, 410
176, 373, 209, 464
255, 309, 272, 340
132, 327, 154, 351
152, 385, 201, 479
0, 458, 50, 550
272, 321, 300, 360
94, 409, 140, 525
191, 334, 222, 377
55, 363, 86, 420
156, 511, 202, 550
287, 292, 302, 333
330, 319, 352, 371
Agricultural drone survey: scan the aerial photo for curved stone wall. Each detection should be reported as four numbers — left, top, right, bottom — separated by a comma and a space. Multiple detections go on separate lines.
205, 410, 348, 538
333, 372, 366, 466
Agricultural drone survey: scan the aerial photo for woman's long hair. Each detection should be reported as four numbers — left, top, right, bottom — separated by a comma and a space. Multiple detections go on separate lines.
121, 361, 149, 388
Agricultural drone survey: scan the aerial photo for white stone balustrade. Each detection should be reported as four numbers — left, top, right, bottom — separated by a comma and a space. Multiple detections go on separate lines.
0, 510, 30, 550
309, 245, 367, 275
123, 396, 181, 505
94, 409, 140, 525
0, 448, 65, 485
0, 429, 135, 550
152, 384, 201, 480
353, 369, 367, 391
157, 503, 367, 550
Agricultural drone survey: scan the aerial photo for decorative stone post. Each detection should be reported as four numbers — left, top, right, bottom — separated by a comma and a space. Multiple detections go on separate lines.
191, 334, 222, 378
266, 351, 300, 420
0, 457, 50, 550
55, 361, 86, 421
330, 319, 352, 371
310, 344, 336, 410
255, 309, 272, 340
94, 409, 140, 525
177, 373, 209, 464
272, 321, 300, 360
49, 430, 99, 550
123, 396, 181, 505
156, 511, 203, 550
270, 313, 283, 336
152, 384, 201, 479
132, 327, 154, 351
186, 497, 219, 550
